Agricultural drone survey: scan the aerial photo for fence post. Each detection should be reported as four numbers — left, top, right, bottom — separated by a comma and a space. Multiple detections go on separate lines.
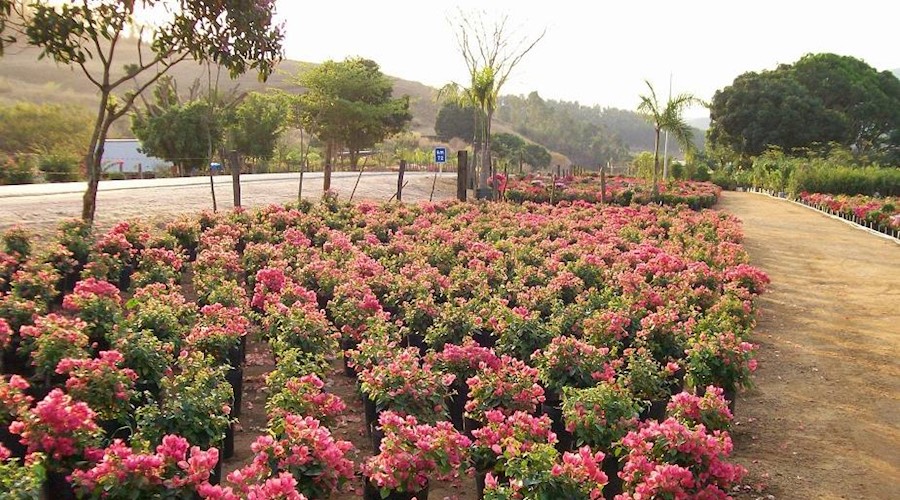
457, 151, 468, 202
600, 163, 607, 204
229, 150, 241, 208
556, 164, 561, 177
397, 160, 406, 202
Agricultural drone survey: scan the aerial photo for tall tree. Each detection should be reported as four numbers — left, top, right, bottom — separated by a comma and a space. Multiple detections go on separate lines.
522, 143, 551, 170
435, 101, 477, 143
5, 0, 283, 223
228, 91, 291, 168
637, 80, 701, 196
296, 57, 411, 191
446, 10, 545, 196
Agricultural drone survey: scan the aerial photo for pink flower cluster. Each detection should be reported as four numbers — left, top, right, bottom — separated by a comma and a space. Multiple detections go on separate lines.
470, 409, 557, 471
0, 374, 32, 423
465, 355, 545, 422
618, 418, 746, 498
551, 447, 609, 499
71, 434, 219, 494
432, 338, 502, 380
532, 335, 619, 392
266, 374, 346, 428
359, 347, 455, 423
55, 350, 138, 421
363, 411, 471, 493
9, 388, 100, 466
667, 387, 734, 432
62, 278, 122, 311
0, 317, 11, 350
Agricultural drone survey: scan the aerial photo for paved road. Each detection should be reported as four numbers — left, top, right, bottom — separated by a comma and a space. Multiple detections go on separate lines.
0, 171, 458, 235
719, 191, 899, 499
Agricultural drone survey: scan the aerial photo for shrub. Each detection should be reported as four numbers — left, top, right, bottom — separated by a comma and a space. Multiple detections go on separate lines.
38, 153, 81, 183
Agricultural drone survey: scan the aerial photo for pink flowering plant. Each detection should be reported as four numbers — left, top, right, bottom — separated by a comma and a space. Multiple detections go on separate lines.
9, 388, 102, 471
186, 304, 251, 365
618, 346, 679, 402
561, 383, 641, 450
465, 355, 545, 423
667, 387, 734, 432
359, 347, 455, 424
198, 470, 309, 500
684, 331, 758, 392
62, 278, 123, 342
70, 434, 219, 498
470, 409, 557, 473
617, 418, 746, 499
249, 414, 355, 499
55, 350, 138, 423
124, 284, 197, 346
482, 444, 608, 500
265, 374, 346, 432
131, 247, 185, 288
262, 300, 337, 358
10, 261, 61, 307
431, 338, 502, 384
532, 335, 619, 395
0, 374, 33, 426
362, 411, 471, 495
19, 313, 90, 385
0, 444, 45, 498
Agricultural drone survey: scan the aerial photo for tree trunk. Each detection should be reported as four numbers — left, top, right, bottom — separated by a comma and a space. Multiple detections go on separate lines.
324, 141, 333, 192
652, 125, 661, 198
82, 93, 113, 223
480, 111, 492, 191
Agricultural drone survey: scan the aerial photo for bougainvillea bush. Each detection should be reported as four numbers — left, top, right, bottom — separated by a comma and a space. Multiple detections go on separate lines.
798, 192, 900, 234
505, 174, 721, 208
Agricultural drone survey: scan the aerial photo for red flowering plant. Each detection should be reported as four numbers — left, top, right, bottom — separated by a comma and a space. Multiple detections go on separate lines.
130, 247, 185, 288
0, 374, 33, 428
495, 306, 556, 363
561, 382, 641, 451
531, 335, 620, 398
0, 444, 45, 498
362, 411, 471, 496
582, 307, 635, 350
465, 355, 545, 423
70, 434, 219, 498
617, 418, 746, 499
198, 470, 309, 500
246, 414, 355, 499
470, 409, 557, 474
359, 346, 455, 424
185, 304, 251, 366
9, 388, 102, 472
62, 278, 123, 343
193, 248, 244, 294
683, 331, 758, 394
19, 314, 90, 386
265, 374, 346, 433
423, 297, 485, 350
110, 328, 174, 401
667, 387, 734, 433
55, 350, 138, 424
0, 251, 20, 292
124, 284, 197, 347
482, 444, 608, 500
251, 267, 316, 313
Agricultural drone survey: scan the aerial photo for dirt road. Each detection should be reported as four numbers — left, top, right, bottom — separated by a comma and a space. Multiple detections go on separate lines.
718, 191, 900, 499
0, 172, 457, 235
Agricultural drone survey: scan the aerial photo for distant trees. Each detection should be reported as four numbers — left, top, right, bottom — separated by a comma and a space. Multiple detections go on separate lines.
4, 0, 283, 222
228, 91, 292, 166
296, 57, 411, 191
0, 102, 92, 157
637, 80, 702, 196
523, 143, 552, 170
708, 53, 900, 163
435, 102, 478, 143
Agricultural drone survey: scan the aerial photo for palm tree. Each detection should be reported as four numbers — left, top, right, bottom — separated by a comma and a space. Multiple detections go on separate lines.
637, 80, 702, 197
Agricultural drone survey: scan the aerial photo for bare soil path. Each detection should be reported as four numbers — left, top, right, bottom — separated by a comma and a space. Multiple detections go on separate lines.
718, 191, 900, 500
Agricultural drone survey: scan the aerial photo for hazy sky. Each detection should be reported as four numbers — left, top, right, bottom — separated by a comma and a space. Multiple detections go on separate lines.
276, 1, 898, 118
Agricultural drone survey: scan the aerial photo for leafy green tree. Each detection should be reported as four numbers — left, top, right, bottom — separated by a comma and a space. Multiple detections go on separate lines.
228, 91, 292, 166
446, 11, 545, 195
296, 57, 411, 190
491, 132, 526, 168
5, 0, 283, 222
0, 102, 93, 156
637, 81, 702, 196
435, 102, 477, 143
522, 143, 551, 170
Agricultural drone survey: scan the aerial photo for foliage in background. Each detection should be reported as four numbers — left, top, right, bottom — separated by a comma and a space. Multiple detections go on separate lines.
0, 102, 92, 157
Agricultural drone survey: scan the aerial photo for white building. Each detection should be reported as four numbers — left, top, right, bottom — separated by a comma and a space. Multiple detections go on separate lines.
101, 139, 172, 177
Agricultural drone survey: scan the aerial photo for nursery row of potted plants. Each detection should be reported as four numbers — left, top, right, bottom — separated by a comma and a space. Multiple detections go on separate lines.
1, 189, 766, 499
796, 192, 900, 238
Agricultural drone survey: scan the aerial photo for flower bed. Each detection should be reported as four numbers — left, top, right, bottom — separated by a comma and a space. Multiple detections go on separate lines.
0, 193, 765, 498
797, 192, 900, 237
504, 174, 721, 208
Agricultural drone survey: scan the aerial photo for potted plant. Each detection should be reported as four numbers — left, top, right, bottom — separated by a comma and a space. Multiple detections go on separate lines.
70, 434, 219, 498
359, 347, 454, 430
683, 331, 758, 410
197, 470, 310, 499
0, 374, 33, 458
561, 383, 640, 450
61, 278, 123, 347
0, 445, 45, 498
124, 284, 197, 348
430, 339, 501, 430
666, 386, 734, 432
465, 355, 545, 428
262, 300, 337, 358
618, 347, 679, 421
18, 314, 90, 389
265, 374, 346, 433
532, 335, 619, 402
617, 418, 746, 498
481, 444, 608, 500
362, 411, 470, 500
55, 350, 137, 438
469, 409, 557, 496
186, 304, 251, 367
249, 414, 355, 499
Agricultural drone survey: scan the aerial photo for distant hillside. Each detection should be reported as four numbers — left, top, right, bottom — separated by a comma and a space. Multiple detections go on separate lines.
0, 40, 440, 137
893, 68, 900, 79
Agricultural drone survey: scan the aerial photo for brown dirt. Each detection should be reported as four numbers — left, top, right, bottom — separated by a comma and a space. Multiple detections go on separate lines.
717, 191, 900, 500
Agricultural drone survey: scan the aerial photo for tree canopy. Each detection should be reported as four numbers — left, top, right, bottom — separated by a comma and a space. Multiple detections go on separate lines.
228, 91, 292, 164
435, 101, 478, 143
0, 102, 93, 157
296, 57, 411, 183
708, 53, 900, 162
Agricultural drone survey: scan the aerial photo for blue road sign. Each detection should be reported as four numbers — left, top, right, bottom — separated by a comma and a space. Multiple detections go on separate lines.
435, 147, 447, 163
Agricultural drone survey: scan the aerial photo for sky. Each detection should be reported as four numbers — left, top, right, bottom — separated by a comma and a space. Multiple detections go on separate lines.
274, 0, 899, 119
